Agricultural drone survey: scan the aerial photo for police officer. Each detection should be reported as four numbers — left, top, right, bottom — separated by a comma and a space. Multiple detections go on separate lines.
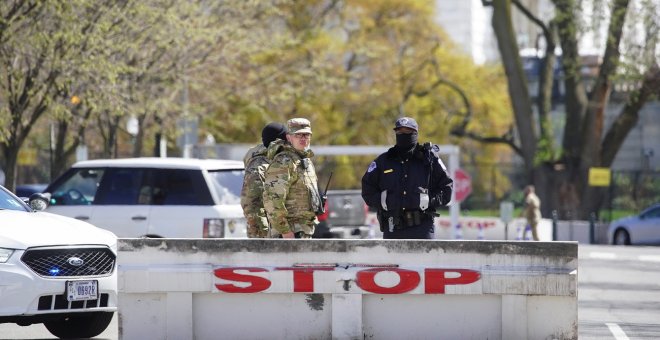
361, 117, 453, 239
263, 118, 323, 239
240, 122, 288, 238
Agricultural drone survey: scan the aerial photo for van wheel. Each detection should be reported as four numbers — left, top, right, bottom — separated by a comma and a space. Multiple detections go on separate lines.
613, 229, 630, 245
44, 312, 113, 339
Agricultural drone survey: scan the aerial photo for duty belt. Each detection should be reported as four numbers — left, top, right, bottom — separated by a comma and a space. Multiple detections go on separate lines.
395, 210, 430, 229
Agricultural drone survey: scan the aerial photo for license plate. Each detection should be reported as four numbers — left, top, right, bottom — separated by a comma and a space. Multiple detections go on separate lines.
66, 280, 98, 301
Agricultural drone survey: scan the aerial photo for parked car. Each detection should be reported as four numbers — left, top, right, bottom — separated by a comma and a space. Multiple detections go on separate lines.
44, 157, 247, 238
15, 183, 47, 198
0, 185, 117, 338
313, 190, 370, 238
607, 203, 660, 245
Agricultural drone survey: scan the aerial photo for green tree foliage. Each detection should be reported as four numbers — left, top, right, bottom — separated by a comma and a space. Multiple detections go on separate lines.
2, 0, 513, 199
1, 1, 231, 184
199, 0, 512, 191
0, 0, 120, 189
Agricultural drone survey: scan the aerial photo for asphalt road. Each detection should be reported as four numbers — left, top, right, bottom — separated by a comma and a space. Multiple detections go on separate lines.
2, 243, 659, 339
578, 244, 660, 339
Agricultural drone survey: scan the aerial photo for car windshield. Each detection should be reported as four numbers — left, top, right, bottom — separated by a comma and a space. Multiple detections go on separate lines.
0, 186, 30, 212
641, 206, 660, 219
207, 169, 244, 205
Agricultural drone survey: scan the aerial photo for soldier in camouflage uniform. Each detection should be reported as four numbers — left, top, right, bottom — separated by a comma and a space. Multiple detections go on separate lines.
240, 122, 287, 238
263, 118, 322, 239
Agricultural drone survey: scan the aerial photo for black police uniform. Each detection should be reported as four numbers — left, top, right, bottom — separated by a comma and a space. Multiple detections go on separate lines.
361, 143, 453, 239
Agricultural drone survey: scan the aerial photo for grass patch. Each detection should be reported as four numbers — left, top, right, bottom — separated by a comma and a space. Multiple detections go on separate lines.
460, 209, 638, 222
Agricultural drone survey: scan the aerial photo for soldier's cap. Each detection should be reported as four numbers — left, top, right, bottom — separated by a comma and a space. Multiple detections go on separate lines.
262, 122, 287, 147
393, 117, 418, 131
287, 118, 312, 134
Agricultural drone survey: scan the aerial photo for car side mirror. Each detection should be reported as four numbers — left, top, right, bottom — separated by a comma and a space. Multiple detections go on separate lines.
29, 192, 51, 211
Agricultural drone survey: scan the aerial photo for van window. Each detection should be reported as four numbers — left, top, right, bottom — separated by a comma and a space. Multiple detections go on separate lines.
151, 169, 213, 205
95, 169, 145, 205
48, 168, 105, 206
207, 169, 243, 205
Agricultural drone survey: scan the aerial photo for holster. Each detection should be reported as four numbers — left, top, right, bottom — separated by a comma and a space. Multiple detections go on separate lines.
376, 210, 400, 232
378, 209, 432, 231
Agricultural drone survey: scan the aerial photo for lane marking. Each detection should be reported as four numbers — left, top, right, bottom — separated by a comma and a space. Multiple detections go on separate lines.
606, 323, 630, 340
589, 252, 617, 260
638, 255, 660, 263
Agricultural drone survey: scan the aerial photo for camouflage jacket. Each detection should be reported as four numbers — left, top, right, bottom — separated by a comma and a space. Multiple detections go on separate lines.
262, 140, 321, 236
240, 144, 270, 238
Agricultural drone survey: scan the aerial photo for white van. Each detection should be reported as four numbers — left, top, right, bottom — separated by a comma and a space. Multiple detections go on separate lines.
44, 158, 247, 238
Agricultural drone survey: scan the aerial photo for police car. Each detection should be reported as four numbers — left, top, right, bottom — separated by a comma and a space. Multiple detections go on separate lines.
0, 185, 117, 338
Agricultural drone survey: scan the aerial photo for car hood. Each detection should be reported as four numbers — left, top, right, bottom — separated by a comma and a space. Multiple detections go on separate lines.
0, 210, 117, 250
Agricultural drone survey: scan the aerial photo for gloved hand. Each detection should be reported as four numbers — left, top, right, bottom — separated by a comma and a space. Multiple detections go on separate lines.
429, 192, 444, 209
429, 195, 438, 209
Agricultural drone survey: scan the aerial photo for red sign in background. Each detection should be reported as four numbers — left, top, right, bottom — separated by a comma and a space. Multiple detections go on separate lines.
454, 168, 472, 203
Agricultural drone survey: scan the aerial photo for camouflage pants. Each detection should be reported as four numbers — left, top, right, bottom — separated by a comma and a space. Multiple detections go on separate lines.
246, 216, 269, 238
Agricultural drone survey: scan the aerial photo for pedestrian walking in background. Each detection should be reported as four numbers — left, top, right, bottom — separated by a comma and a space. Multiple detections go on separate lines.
240, 122, 287, 238
361, 117, 453, 239
521, 185, 542, 241
263, 118, 323, 239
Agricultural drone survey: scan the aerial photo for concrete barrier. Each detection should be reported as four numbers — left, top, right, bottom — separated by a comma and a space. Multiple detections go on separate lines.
118, 239, 577, 340
364, 214, 554, 241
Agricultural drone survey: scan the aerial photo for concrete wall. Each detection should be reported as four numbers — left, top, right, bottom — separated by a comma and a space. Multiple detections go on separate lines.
118, 239, 577, 340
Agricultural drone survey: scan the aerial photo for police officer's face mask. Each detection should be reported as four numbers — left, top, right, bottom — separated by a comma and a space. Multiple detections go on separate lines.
395, 131, 418, 150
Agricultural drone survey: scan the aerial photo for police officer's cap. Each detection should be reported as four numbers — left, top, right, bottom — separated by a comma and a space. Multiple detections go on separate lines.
393, 117, 418, 131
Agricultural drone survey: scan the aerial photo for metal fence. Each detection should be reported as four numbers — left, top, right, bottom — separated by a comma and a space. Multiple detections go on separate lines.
459, 164, 659, 221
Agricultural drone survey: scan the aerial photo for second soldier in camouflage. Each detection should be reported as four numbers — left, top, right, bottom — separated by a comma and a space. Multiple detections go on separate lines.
240, 122, 287, 238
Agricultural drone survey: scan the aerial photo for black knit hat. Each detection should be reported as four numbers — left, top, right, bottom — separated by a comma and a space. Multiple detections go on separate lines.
261, 122, 287, 147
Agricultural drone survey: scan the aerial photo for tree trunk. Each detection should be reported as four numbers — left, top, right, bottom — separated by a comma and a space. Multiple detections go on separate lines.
52, 122, 81, 179
132, 114, 147, 157
0, 143, 20, 192
52, 104, 95, 177
578, 0, 629, 218
601, 64, 660, 165
52, 120, 72, 179
491, 0, 537, 179
485, 0, 653, 221
100, 115, 121, 159
552, 0, 589, 163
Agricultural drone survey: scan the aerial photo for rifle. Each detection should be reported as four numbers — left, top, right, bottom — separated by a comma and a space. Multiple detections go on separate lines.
318, 172, 333, 214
